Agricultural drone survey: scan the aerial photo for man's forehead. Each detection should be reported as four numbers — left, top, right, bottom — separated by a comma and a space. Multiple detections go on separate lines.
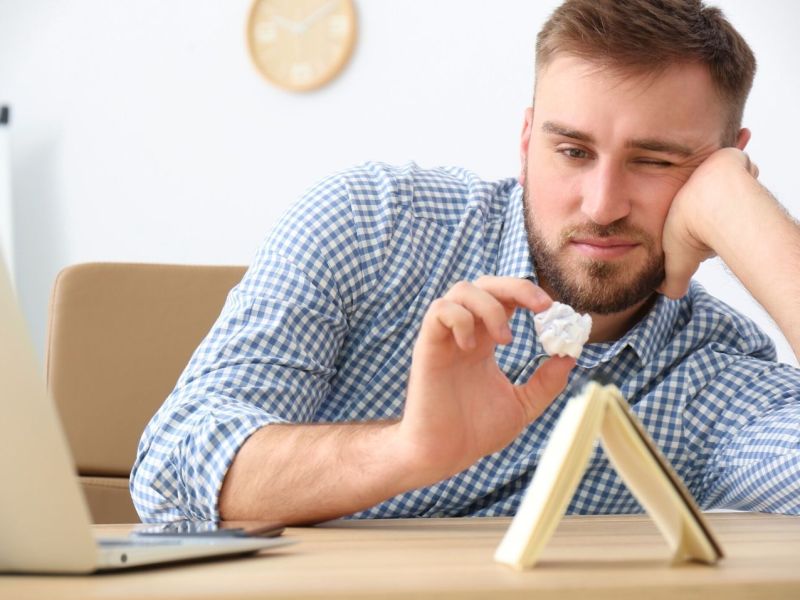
533, 54, 726, 149
535, 54, 716, 98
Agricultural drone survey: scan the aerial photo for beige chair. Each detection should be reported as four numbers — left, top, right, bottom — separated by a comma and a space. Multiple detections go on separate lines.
46, 262, 246, 523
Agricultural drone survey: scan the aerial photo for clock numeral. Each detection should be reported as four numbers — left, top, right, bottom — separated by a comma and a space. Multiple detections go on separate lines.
255, 21, 278, 44
291, 62, 315, 85
328, 15, 349, 38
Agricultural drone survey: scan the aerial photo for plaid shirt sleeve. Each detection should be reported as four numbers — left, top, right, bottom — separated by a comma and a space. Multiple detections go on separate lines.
699, 363, 800, 513
130, 171, 366, 522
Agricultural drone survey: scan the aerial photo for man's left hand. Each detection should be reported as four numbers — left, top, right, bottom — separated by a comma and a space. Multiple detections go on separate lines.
658, 147, 760, 299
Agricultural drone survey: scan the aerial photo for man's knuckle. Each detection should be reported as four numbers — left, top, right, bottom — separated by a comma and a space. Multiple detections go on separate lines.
428, 298, 448, 313
449, 280, 472, 295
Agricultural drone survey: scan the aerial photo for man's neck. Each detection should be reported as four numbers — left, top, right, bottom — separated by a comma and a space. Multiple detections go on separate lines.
585, 295, 657, 344
537, 280, 657, 344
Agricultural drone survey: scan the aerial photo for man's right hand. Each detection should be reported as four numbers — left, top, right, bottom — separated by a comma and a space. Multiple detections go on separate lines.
396, 276, 576, 486
220, 277, 575, 525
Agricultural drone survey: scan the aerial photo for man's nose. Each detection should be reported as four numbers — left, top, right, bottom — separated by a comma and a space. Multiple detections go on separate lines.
580, 161, 632, 225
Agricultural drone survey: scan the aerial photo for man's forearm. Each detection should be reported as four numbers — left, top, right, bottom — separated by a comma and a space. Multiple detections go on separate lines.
708, 174, 800, 360
218, 421, 429, 525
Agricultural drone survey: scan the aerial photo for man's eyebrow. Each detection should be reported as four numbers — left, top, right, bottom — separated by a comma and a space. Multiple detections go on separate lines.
626, 138, 694, 157
541, 121, 595, 143
542, 121, 695, 157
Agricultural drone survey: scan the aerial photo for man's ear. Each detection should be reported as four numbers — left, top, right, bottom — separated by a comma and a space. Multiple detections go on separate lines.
735, 127, 751, 150
519, 107, 534, 186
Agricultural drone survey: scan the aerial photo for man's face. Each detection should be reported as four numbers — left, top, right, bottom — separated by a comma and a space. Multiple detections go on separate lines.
520, 55, 727, 315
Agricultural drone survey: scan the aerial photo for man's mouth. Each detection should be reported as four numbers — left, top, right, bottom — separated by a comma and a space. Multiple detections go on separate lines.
569, 237, 640, 259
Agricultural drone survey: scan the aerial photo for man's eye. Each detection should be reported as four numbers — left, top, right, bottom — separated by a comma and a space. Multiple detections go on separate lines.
636, 159, 673, 168
560, 147, 589, 160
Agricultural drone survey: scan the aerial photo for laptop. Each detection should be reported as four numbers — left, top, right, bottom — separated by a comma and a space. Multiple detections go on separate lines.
0, 255, 291, 573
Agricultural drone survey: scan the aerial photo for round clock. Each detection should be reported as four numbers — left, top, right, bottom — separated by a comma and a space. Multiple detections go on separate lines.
247, 0, 358, 92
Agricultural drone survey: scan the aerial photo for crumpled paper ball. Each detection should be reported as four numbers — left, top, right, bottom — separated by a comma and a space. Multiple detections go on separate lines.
533, 302, 592, 358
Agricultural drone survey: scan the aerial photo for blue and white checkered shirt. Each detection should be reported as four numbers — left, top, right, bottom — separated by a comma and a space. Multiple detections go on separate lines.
131, 162, 800, 522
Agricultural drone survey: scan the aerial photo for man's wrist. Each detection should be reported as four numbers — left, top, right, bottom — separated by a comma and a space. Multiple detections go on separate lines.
702, 171, 772, 260
380, 421, 456, 494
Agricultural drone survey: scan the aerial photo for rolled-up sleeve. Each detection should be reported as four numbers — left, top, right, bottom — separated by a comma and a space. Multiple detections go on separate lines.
131, 173, 362, 522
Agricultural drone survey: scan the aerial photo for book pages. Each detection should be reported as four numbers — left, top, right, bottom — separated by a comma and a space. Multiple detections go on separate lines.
494, 382, 723, 569
600, 389, 722, 564
494, 383, 605, 569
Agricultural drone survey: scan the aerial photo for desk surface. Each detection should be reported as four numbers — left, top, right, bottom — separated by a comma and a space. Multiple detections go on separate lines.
2, 513, 800, 599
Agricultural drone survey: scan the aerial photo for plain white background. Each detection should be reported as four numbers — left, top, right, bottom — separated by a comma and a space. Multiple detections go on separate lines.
0, 0, 798, 366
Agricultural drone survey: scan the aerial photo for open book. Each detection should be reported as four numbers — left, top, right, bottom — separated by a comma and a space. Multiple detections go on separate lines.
494, 382, 723, 570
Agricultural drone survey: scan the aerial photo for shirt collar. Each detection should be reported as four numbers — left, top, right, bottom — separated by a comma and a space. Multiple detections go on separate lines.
496, 184, 536, 280
575, 293, 682, 368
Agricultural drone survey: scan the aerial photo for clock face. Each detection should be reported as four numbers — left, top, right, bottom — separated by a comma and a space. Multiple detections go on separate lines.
247, 0, 357, 92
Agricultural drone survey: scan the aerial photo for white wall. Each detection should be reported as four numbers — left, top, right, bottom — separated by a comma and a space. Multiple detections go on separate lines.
0, 0, 798, 366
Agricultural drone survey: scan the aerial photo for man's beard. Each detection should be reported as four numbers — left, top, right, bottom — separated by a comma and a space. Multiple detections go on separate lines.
522, 185, 665, 315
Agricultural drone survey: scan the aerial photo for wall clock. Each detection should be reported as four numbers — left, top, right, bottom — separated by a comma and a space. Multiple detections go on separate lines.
247, 0, 357, 92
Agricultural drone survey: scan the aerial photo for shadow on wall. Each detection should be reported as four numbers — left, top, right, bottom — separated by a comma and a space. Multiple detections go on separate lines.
14, 132, 67, 359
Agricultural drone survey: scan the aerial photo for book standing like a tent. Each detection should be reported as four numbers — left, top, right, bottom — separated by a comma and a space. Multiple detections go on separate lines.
494, 381, 723, 570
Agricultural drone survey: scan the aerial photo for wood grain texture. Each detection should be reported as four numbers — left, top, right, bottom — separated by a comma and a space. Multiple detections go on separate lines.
2, 513, 799, 599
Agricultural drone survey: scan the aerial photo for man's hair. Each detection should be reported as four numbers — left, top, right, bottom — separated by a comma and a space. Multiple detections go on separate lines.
535, 0, 756, 146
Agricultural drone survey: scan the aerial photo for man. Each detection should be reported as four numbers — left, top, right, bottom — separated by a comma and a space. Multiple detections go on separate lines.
131, 0, 800, 524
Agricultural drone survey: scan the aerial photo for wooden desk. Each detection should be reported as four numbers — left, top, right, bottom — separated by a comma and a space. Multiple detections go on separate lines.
2, 513, 800, 599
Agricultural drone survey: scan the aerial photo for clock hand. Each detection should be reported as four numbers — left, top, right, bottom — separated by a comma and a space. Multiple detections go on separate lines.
271, 14, 304, 35
296, 0, 339, 33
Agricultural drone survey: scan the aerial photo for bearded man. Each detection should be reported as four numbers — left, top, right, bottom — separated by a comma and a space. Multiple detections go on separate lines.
132, 0, 800, 524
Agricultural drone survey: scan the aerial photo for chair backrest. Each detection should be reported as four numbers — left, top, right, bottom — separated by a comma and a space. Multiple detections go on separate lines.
46, 262, 246, 522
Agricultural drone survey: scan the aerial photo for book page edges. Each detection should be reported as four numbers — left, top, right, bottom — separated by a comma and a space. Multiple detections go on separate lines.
599, 386, 722, 564
494, 382, 607, 569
